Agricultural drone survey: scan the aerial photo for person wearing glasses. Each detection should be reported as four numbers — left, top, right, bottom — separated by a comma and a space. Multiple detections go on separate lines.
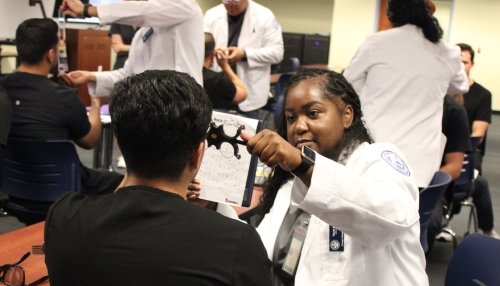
204, 0, 284, 130
60, 0, 204, 94
239, 69, 427, 285
44, 70, 273, 286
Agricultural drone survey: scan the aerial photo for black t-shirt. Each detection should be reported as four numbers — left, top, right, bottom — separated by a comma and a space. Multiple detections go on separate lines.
0, 72, 90, 141
109, 23, 137, 55
227, 11, 246, 72
463, 82, 492, 154
0, 85, 11, 147
109, 23, 137, 69
203, 67, 238, 111
45, 186, 272, 286
442, 95, 471, 156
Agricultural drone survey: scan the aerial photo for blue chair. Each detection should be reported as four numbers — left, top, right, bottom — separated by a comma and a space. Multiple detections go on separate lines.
273, 73, 295, 117
419, 171, 452, 253
445, 233, 500, 286
441, 136, 482, 244
0, 138, 81, 224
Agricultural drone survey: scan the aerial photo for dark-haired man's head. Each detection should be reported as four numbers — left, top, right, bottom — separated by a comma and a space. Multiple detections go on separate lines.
204, 32, 215, 59
16, 18, 59, 66
109, 70, 212, 182
457, 43, 474, 78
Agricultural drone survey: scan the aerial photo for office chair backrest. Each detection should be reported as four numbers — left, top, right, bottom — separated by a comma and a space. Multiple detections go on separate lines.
279, 57, 301, 74
419, 171, 452, 252
455, 136, 481, 186
273, 73, 295, 117
1, 138, 81, 202
445, 233, 500, 286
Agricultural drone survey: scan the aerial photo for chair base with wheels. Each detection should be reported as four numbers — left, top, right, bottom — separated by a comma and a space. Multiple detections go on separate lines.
439, 137, 482, 247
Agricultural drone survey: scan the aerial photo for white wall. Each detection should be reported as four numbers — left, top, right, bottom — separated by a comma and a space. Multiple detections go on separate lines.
256, 0, 333, 34
434, 0, 452, 42
0, 0, 57, 39
197, 0, 219, 13
328, 0, 378, 72
451, 0, 500, 110
198, 0, 333, 35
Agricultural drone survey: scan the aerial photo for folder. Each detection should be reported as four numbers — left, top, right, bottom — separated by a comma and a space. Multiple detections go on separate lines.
198, 110, 262, 207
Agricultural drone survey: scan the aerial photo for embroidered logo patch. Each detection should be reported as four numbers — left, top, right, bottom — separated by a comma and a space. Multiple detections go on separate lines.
381, 150, 411, 176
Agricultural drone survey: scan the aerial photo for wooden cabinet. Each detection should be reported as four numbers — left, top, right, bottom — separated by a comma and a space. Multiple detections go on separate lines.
66, 29, 110, 106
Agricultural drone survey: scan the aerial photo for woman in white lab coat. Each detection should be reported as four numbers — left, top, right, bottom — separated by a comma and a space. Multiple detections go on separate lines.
242, 69, 428, 286
343, 0, 468, 188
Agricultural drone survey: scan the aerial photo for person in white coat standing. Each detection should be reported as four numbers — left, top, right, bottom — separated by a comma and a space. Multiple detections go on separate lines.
60, 0, 204, 94
204, 0, 283, 129
241, 69, 428, 286
343, 0, 468, 188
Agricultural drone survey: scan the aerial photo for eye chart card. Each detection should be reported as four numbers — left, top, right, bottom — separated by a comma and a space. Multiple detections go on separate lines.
198, 111, 262, 207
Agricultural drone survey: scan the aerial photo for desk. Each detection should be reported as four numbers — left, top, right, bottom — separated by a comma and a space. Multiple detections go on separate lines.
0, 222, 49, 285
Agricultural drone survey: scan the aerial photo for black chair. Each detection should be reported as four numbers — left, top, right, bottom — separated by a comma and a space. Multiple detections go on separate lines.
445, 233, 500, 286
441, 136, 482, 245
419, 171, 452, 253
0, 138, 81, 224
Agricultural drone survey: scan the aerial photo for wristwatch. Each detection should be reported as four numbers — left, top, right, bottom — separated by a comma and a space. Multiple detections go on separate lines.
83, 4, 92, 18
290, 146, 315, 177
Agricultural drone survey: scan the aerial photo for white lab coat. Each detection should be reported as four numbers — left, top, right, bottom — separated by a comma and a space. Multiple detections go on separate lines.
88, 0, 204, 97
257, 142, 428, 286
344, 24, 468, 188
204, 0, 284, 112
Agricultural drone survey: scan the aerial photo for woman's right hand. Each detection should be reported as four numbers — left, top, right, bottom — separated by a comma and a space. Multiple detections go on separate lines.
60, 70, 93, 86
241, 130, 302, 172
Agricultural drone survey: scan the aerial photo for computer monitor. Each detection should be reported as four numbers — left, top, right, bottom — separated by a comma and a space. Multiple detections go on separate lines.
277, 32, 304, 73
302, 34, 330, 65
282, 32, 304, 62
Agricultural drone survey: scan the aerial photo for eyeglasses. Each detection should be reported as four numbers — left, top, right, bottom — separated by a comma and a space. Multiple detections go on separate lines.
221, 0, 241, 4
0, 252, 48, 286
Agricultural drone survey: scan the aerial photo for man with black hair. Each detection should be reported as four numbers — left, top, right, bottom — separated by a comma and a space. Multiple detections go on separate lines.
457, 42, 492, 174
0, 19, 123, 200
44, 70, 273, 286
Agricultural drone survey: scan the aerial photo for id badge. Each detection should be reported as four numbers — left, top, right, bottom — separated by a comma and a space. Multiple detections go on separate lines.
329, 226, 344, 252
282, 223, 307, 275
